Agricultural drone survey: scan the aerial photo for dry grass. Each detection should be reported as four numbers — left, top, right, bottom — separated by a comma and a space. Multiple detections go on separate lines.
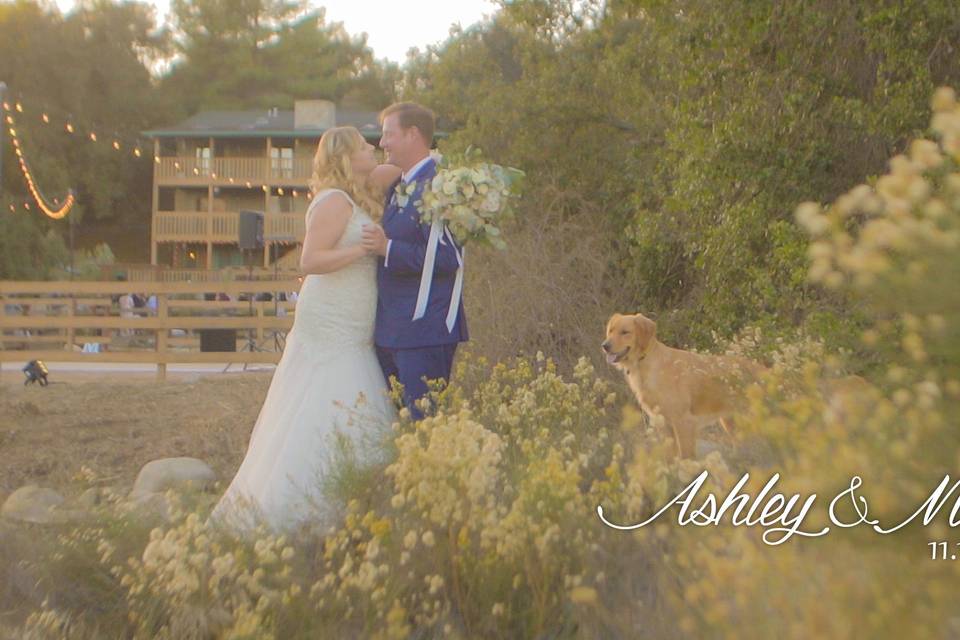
463, 181, 629, 370
0, 371, 271, 503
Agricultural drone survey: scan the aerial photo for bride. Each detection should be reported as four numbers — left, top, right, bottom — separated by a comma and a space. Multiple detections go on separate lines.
209, 126, 401, 533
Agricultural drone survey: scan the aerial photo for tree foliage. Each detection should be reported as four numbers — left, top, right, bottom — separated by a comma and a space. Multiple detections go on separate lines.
403, 0, 960, 350
162, 0, 398, 113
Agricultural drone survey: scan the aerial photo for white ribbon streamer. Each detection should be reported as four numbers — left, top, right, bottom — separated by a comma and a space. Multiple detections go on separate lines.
445, 228, 464, 333
412, 217, 443, 322
411, 220, 465, 334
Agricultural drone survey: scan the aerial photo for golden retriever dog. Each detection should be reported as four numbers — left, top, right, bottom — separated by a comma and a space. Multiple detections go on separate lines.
602, 313, 765, 458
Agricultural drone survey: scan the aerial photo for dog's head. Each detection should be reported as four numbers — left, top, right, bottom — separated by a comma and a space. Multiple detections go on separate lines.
602, 313, 657, 366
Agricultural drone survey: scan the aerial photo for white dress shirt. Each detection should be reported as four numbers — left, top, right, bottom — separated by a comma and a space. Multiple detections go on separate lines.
401, 155, 433, 183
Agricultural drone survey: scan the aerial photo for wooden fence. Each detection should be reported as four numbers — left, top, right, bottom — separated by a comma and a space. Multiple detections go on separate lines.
0, 280, 303, 379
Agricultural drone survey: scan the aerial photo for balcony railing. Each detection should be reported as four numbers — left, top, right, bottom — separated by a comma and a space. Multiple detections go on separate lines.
155, 157, 313, 185
154, 211, 306, 243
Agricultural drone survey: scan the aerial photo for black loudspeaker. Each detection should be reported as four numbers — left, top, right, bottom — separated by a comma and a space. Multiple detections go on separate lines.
238, 210, 264, 250
200, 329, 237, 352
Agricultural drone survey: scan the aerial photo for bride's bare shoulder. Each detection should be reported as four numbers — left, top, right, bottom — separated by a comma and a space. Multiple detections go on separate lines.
370, 164, 402, 194
307, 190, 353, 222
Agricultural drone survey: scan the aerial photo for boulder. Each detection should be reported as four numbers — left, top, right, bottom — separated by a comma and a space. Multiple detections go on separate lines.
120, 492, 171, 523
131, 457, 217, 497
1, 485, 66, 524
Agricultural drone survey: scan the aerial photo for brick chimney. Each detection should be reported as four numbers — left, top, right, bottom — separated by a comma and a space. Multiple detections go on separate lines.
294, 99, 336, 129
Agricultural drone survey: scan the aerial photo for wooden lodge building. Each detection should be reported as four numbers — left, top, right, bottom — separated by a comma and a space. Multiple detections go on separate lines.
143, 100, 381, 270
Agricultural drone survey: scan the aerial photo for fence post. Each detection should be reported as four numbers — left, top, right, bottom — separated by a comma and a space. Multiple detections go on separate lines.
257, 302, 264, 344
156, 291, 168, 381
66, 297, 76, 352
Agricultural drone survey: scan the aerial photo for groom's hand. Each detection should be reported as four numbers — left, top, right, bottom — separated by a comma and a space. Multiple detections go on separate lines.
361, 223, 389, 256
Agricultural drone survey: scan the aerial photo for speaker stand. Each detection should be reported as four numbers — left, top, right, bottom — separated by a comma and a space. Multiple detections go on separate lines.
223, 249, 267, 373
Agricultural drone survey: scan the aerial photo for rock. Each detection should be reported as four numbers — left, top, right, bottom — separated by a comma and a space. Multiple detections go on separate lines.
131, 457, 217, 498
120, 492, 171, 523
1, 485, 66, 524
76, 488, 101, 509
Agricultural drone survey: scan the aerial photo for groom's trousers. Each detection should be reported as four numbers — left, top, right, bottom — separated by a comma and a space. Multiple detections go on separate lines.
375, 343, 458, 420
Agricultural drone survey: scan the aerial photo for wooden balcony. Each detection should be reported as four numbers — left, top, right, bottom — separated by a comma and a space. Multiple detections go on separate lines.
154, 211, 306, 243
155, 157, 313, 186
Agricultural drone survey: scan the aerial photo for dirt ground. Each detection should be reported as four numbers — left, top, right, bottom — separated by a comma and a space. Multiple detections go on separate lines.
0, 369, 273, 503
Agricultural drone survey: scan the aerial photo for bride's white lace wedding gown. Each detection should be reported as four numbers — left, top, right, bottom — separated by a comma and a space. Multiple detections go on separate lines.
209, 189, 396, 532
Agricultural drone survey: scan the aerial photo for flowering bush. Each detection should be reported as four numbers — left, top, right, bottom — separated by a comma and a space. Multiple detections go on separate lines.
666, 87, 960, 639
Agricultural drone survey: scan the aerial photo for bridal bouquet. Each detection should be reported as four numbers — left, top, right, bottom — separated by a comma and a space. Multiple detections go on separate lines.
409, 147, 524, 250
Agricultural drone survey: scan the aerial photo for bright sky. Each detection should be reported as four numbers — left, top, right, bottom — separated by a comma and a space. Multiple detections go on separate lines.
52, 0, 498, 64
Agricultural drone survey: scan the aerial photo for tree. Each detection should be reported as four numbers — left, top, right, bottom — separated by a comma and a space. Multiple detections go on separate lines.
0, 0, 170, 232
162, 0, 395, 112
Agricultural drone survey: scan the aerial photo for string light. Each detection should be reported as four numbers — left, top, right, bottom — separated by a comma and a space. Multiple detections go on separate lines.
5, 95, 318, 213
10, 98, 150, 158
7, 115, 76, 219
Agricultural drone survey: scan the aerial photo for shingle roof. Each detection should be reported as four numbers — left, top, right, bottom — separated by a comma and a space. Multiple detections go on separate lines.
142, 108, 382, 139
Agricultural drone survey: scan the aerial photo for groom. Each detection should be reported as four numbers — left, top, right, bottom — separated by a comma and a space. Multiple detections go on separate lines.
361, 102, 468, 419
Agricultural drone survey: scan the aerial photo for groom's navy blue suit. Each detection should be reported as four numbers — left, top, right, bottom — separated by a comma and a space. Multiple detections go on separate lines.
374, 157, 468, 418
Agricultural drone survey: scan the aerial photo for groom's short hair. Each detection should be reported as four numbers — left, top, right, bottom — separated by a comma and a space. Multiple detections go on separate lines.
379, 102, 435, 147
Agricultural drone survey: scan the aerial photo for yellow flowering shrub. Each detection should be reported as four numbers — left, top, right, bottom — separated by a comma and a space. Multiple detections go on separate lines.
662, 87, 960, 639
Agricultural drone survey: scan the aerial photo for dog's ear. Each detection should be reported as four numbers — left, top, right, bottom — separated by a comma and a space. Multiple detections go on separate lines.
633, 314, 656, 352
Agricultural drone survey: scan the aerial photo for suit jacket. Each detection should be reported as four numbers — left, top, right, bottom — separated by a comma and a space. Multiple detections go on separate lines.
374, 158, 469, 349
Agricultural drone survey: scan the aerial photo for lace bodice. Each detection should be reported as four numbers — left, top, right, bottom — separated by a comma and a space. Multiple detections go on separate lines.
290, 190, 378, 355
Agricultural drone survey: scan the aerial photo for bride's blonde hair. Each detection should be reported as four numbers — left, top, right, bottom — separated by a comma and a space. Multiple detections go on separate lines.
310, 126, 384, 220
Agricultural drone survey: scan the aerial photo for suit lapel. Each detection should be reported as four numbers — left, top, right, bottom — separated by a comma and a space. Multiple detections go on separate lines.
384, 159, 437, 230
384, 177, 403, 228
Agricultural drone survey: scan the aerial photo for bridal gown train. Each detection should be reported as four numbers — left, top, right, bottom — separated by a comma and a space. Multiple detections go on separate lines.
210, 189, 396, 533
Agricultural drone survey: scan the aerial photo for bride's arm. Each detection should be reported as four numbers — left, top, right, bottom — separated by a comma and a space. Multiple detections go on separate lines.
299, 193, 367, 275
370, 164, 402, 195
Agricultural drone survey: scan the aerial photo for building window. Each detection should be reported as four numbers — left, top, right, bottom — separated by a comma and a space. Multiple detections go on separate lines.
196, 146, 211, 173
271, 147, 294, 180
